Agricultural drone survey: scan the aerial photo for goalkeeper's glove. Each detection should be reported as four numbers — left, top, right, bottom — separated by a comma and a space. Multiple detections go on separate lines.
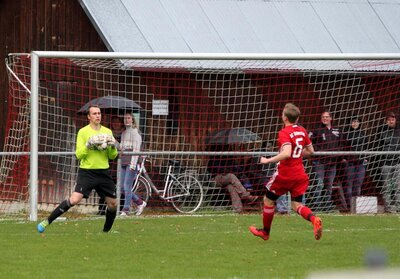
86, 136, 97, 149
86, 134, 108, 150
105, 134, 117, 148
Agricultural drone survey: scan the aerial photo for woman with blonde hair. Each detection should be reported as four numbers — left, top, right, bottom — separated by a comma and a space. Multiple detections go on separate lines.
119, 112, 147, 216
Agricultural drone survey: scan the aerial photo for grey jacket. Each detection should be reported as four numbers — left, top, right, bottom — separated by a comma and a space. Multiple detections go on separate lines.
120, 127, 142, 167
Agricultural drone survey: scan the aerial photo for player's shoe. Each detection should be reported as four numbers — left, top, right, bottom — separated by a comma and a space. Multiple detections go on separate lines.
312, 217, 322, 240
249, 226, 269, 241
37, 220, 49, 233
135, 201, 147, 216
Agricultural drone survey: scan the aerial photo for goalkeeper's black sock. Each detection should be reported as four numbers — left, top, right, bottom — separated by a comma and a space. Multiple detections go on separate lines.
48, 199, 73, 224
103, 208, 117, 232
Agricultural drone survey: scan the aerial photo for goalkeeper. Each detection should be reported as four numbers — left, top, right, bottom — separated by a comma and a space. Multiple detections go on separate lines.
37, 105, 119, 233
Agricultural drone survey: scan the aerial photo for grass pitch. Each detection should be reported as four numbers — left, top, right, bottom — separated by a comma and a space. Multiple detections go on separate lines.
1, 214, 399, 279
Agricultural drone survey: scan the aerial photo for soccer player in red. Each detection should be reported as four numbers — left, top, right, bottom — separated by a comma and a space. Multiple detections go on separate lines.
249, 103, 322, 240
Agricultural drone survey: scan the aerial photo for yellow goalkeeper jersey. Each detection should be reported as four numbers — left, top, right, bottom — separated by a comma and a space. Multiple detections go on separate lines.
75, 124, 118, 169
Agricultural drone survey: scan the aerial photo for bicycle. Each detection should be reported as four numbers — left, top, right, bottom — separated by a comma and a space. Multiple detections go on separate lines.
131, 157, 204, 214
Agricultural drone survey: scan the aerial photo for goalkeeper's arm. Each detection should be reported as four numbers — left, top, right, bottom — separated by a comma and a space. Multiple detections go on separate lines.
75, 130, 89, 160
105, 134, 118, 160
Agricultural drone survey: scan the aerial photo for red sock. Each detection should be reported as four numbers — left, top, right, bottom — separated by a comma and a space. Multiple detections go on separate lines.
262, 205, 275, 234
296, 205, 315, 223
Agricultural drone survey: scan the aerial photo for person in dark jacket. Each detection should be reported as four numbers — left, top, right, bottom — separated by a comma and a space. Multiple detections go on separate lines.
207, 144, 257, 213
309, 110, 345, 210
375, 112, 400, 213
343, 117, 368, 210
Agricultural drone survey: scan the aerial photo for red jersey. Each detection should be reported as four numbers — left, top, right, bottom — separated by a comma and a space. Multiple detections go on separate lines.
276, 124, 311, 179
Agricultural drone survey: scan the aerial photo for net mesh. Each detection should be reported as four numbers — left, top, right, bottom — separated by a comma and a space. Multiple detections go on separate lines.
2, 54, 400, 219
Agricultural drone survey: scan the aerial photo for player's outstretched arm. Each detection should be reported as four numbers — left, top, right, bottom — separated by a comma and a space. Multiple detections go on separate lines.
302, 144, 314, 158
260, 144, 292, 164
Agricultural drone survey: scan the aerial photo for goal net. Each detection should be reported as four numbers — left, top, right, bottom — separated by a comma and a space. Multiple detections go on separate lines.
2, 52, 400, 220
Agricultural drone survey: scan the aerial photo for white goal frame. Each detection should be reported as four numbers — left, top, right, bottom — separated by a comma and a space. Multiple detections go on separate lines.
29, 51, 400, 221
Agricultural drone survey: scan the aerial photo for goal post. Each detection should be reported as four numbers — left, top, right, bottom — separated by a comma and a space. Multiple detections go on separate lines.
30, 53, 39, 221
3, 51, 400, 221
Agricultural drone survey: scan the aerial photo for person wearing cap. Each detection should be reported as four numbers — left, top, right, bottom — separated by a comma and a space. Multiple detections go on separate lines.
343, 117, 368, 211
375, 111, 400, 213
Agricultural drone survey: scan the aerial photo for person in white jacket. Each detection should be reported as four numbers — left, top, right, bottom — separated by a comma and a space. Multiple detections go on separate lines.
119, 112, 147, 216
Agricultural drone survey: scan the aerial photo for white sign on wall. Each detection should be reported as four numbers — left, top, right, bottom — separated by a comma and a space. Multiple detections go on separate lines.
152, 99, 169, 116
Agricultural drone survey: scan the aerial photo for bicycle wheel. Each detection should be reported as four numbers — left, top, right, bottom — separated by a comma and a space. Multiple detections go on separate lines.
168, 174, 203, 213
132, 176, 151, 203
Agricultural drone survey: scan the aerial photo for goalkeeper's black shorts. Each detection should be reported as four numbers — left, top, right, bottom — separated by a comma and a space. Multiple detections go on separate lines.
75, 168, 117, 199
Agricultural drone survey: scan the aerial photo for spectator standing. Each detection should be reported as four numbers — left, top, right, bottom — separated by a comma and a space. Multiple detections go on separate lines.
249, 103, 322, 241
376, 112, 400, 213
343, 117, 368, 211
276, 195, 289, 214
119, 112, 147, 216
309, 110, 345, 210
110, 115, 125, 142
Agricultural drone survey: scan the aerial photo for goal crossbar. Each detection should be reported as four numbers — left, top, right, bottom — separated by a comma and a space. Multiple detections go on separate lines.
22, 51, 400, 220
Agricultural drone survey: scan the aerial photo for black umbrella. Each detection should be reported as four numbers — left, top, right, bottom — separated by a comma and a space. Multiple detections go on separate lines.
205, 128, 260, 145
77, 95, 141, 114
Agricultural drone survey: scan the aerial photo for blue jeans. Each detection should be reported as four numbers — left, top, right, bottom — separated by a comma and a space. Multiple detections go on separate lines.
345, 162, 365, 208
120, 165, 140, 211
311, 161, 336, 207
276, 195, 288, 213
276, 194, 306, 213
381, 164, 400, 212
